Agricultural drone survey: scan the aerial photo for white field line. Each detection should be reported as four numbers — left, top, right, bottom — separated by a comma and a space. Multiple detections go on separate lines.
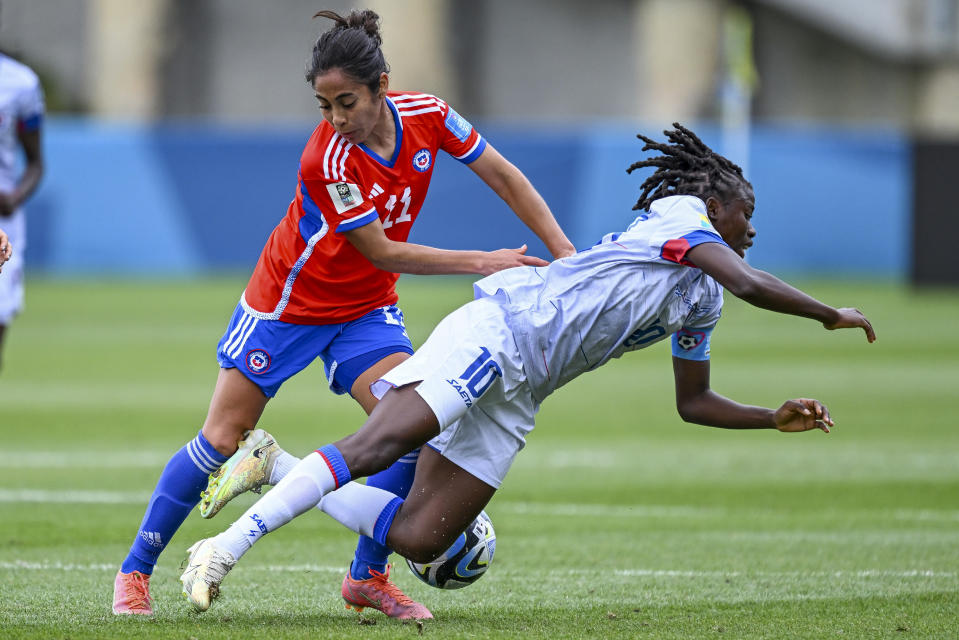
5, 452, 171, 468
3, 489, 959, 526
0, 489, 152, 504
0, 561, 953, 581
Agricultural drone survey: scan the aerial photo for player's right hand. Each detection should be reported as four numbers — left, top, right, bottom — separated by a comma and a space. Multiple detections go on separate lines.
774, 398, 833, 433
824, 307, 876, 343
480, 244, 549, 275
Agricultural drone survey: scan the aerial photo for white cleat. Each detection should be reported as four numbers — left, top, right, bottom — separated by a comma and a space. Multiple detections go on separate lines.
180, 538, 236, 612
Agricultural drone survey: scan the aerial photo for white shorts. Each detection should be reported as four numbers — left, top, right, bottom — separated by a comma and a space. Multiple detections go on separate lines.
371, 297, 538, 489
0, 211, 25, 325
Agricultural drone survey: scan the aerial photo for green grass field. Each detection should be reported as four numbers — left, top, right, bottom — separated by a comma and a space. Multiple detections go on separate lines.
1, 276, 957, 639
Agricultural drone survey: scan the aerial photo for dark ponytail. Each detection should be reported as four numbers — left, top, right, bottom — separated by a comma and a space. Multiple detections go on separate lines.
306, 9, 389, 95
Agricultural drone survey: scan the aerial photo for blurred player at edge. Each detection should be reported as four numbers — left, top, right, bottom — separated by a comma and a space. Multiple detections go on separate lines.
111, 8, 574, 617
178, 123, 876, 617
0, 228, 12, 272
0, 27, 45, 371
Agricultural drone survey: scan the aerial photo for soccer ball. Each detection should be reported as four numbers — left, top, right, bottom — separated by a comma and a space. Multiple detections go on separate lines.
405, 510, 496, 589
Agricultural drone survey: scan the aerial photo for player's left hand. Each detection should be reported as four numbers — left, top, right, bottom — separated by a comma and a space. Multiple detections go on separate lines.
774, 398, 833, 433
824, 307, 876, 343
480, 244, 549, 275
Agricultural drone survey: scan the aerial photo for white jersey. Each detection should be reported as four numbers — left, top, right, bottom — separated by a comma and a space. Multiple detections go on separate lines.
0, 54, 44, 193
0, 54, 43, 322
473, 195, 727, 402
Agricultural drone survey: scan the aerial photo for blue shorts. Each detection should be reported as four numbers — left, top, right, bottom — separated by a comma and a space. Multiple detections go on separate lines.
216, 301, 414, 398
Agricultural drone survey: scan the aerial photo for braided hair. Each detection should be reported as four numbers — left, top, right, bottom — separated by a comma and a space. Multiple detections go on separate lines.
626, 123, 752, 211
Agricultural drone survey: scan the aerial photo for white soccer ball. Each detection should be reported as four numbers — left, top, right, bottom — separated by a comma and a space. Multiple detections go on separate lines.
405, 510, 496, 589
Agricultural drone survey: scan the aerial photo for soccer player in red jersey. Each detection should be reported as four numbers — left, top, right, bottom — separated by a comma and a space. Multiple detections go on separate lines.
112, 9, 574, 618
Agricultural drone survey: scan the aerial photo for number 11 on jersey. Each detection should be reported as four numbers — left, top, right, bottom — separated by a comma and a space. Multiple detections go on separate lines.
382, 186, 413, 229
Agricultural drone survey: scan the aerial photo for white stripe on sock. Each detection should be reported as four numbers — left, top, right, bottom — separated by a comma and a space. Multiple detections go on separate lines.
189, 437, 221, 472
186, 440, 219, 474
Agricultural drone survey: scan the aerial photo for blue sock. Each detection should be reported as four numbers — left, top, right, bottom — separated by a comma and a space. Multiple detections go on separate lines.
350, 448, 420, 580
121, 431, 228, 575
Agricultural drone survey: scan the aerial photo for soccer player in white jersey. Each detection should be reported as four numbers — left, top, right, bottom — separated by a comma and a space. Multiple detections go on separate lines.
180, 123, 876, 617
0, 47, 44, 370
0, 227, 11, 271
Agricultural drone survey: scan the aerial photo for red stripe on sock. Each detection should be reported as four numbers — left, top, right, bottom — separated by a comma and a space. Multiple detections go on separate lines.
315, 449, 341, 489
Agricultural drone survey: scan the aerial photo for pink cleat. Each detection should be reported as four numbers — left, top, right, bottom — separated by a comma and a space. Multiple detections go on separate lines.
341, 565, 433, 621
112, 570, 153, 615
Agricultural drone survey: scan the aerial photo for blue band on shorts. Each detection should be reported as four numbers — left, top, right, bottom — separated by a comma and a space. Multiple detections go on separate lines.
332, 345, 413, 396
216, 301, 413, 397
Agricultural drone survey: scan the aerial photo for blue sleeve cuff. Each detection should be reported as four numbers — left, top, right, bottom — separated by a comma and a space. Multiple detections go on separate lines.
459, 137, 487, 165
335, 209, 378, 233
671, 327, 713, 360
18, 113, 42, 133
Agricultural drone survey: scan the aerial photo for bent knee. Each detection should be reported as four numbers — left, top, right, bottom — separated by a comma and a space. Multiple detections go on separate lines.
388, 523, 460, 563
403, 539, 456, 564
200, 423, 248, 456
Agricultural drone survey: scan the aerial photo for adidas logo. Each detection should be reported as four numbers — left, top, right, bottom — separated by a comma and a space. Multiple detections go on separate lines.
139, 530, 164, 548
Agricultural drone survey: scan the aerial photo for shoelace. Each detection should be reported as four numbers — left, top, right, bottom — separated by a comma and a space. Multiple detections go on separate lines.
367, 565, 415, 605
201, 549, 235, 582
123, 573, 152, 608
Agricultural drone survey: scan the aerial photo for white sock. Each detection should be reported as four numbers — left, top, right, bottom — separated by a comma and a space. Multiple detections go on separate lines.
214, 451, 339, 559
266, 450, 377, 524
268, 450, 300, 485
318, 481, 401, 539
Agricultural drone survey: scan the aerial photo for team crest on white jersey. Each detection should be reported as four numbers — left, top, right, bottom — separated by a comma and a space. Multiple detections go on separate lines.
327, 182, 364, 214
413, 148, 432, 172
246, 349, 271, 374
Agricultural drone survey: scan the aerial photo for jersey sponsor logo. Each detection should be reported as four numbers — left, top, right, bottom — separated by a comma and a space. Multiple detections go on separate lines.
673, 285, 701, 314
444, 107, 473, 142
446, 378, 474, 408
247, 513, 268, 537
675, 329, 706, 350
412, 148, 433, 172
246, 349, 271, 374
326, 182, 364, 214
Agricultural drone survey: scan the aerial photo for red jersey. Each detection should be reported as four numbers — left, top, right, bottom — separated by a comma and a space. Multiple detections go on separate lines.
242, 92, 487, 324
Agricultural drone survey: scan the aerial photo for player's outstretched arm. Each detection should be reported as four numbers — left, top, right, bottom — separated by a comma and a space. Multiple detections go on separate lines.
672, 357, 833, 433
467, 144, 576, 260
345, 217, 548, 276
685, 242, 876, 343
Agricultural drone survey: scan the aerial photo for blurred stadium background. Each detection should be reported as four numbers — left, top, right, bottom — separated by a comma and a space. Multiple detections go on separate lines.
2, 0, 958, 281
2, 2, 958, 638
